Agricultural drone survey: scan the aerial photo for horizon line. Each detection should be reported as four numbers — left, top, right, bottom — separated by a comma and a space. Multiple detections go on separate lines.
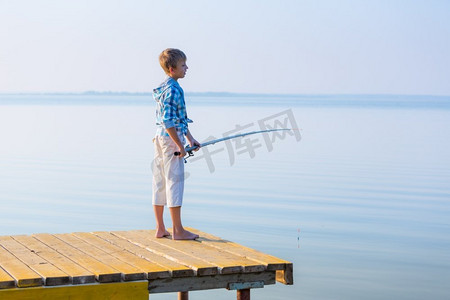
1, 91, 450, 97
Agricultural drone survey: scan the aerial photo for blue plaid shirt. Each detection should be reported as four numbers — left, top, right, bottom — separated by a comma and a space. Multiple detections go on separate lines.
153, 77, 192, 136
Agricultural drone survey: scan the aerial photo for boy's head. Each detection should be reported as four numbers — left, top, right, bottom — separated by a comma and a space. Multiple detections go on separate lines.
159, 48, 187, 78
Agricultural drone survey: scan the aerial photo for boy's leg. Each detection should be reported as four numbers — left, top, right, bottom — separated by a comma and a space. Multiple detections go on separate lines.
152, 136, 169, 238
153, 205, 170, 238
169, 206, 199, 240
160, 134, 198, 240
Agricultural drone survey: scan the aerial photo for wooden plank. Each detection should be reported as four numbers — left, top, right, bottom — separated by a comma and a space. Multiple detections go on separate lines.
0, 281, 149, 300
112, 230, 218, 276
186, 228, 294, 285
276, 263, 294, 285
0, 242, 42, 288
11, 235, 95, 285
33, 233, 121, 283
0, 266, 15, 289
137, 230, 265, 274
149, 271, 276, 293
93, 231, 194, 278
0, 236, 69, 286
72, 232, 170, 280
227, 281, 264, 290
54, 233, 145, 281
187, 228, 289, 270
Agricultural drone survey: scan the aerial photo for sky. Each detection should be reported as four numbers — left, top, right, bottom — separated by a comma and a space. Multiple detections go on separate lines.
1, 0, 449, 95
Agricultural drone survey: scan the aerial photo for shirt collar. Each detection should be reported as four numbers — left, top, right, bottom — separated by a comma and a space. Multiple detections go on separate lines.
165, 76, 180, 88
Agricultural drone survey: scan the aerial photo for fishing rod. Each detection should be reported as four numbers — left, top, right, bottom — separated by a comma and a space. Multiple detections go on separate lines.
174, 128, 292, 160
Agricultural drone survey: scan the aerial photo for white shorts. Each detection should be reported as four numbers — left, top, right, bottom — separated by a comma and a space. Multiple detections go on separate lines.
152, 135, 185, 207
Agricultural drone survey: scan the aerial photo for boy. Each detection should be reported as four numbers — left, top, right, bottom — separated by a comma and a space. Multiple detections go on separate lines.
152, 48, 200, 240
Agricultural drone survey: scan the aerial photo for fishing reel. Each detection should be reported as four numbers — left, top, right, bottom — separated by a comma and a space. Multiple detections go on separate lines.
174, 147, 197, 163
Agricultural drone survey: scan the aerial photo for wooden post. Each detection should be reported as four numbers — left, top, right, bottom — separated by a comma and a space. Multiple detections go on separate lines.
237, 289, 250, 300
178, 291, 189, 300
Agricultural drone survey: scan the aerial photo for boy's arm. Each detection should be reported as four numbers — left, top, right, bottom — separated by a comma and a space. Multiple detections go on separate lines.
166, 127, 187, 157
185, 129, 201, 151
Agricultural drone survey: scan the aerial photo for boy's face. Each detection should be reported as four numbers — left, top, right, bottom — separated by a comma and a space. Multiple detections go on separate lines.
169, 59, 188, 80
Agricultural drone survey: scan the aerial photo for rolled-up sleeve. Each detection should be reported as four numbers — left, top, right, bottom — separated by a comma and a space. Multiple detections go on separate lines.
161, 88, 180, 129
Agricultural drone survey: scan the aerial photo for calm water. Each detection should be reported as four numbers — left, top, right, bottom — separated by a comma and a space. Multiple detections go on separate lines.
0, 95, 449, 299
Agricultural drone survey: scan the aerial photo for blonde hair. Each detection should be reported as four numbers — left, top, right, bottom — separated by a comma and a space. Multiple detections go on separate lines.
159, 48, 187, 74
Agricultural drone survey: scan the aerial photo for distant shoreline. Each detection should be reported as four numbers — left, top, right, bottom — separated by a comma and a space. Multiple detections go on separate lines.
0, 91, 450, 98
1, 93, 450, 110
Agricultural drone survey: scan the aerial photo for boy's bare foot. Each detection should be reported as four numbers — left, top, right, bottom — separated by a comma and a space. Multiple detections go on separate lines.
155, 228, 171, 238
172, 229, 199, 240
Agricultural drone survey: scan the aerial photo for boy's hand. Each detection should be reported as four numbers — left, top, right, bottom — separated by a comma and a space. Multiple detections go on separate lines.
177, 146, 187, 158
188, 138, 201, 152
185, 130, 201, 152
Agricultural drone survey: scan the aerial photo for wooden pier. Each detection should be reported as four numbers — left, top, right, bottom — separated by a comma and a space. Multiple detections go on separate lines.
0, 228, 293, 299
